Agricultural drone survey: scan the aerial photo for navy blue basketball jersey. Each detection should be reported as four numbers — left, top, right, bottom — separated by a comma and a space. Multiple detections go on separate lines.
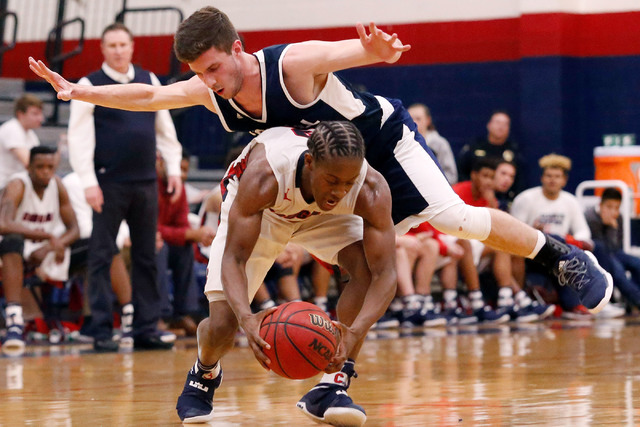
209, 44, 450, 227
209, 45, 408, 163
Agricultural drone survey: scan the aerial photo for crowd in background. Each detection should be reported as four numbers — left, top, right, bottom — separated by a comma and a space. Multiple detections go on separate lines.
1, 25, 639, 356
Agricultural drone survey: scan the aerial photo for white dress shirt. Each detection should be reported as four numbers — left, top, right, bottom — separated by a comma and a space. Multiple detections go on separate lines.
0, 118, 40, 189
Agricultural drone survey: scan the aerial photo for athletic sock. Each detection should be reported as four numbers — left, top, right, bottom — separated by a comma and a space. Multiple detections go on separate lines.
319, 359, 355, 386
259, 299, 276, 311
497, 287, 514, 308
514, 290, 533, 308
469, 290, 484, 310
5, 304, 24, 327
402, 294, 423, 311
531, 233, 570, 267
389, 297, 404, 314
313, 296, 328, 313
196, 359, 220, 377
120, 303, 134, 333
422, 294, 435, 311
443, 290, 458, 310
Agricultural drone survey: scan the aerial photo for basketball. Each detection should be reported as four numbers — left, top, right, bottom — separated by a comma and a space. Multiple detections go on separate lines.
260, 301, 339, 379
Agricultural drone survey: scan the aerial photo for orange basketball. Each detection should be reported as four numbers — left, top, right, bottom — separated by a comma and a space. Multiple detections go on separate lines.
260, 301, 338, 379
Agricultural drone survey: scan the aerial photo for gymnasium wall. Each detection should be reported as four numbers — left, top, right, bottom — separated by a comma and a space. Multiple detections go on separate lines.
4, 0, 640, 189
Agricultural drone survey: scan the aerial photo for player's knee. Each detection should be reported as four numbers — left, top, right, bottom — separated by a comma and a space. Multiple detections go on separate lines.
430, 204, 492, 241
0, 234, 25, 257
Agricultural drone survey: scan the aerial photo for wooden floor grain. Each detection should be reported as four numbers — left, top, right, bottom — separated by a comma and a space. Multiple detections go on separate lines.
1, 318, 638, 426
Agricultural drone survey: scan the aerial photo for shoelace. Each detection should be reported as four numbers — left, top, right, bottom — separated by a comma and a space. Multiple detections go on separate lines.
557, 258, 588, 290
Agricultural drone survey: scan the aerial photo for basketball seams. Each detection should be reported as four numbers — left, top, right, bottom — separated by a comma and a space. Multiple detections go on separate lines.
259, 301, 337, 379
282, 324, 326, 373
265, 308, 337, 344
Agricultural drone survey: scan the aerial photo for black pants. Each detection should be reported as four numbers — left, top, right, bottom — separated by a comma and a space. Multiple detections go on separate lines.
86, 180, 159, 341
156, 242, 197, 318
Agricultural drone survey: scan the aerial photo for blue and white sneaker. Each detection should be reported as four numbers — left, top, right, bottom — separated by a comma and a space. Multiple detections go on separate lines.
373, 311, 400, 329
507, 305, 539, 323
555, 248, 613, 314
297, 362, 366, 427
441, 307, 478, 325
421, 309, 447, 327
2, 323, 25, 356
528, 301, 556, 320
474, 306, 510, 324
399, 308, 424, 328
176, 362, 223, 423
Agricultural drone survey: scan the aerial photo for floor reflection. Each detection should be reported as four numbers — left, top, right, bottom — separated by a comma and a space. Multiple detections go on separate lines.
0, 318, 638, 425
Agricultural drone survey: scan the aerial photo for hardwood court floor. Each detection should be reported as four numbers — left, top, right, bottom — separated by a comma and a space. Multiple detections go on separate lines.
1, 318, 639, 426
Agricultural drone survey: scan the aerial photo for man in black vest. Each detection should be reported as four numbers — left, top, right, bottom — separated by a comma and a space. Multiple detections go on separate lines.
67, 23, 183, 351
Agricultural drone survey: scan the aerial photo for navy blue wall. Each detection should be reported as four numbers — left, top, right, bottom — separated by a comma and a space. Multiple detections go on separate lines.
176, 55, 640, 194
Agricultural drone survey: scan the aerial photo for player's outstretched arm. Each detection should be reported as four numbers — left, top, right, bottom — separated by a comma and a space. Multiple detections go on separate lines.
285, 22, 411, 78
28, 57, 213, 112
356, 22, 411, 64
28, 57, 74, 100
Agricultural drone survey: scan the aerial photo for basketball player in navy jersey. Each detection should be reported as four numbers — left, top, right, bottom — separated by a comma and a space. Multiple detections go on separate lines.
29, 7, 612, 323
174, 121, 395, 425
0, 146, 79, 355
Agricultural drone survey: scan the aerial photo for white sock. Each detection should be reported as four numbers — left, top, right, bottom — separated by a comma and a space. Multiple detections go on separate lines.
515, 290, 533, 307
259, 299, 276, 311
402, 294, 422, 311
121, 303, 134, 333
5, 304, 23, 327
196, 359, 220, 377
526, 230, 547, 259
497, 288, 514, 307
469, 290, 484, 310
389, 297, 404, 313
422, 295, 435, 311
443, 290, 458, 309
314, 296, 328, 312
319, 360, 354, 386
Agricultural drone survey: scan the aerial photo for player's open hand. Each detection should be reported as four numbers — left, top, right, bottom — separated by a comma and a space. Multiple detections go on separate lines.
356, 22, 411, 64
240, 307, 278, 370
28, 57, 74, 101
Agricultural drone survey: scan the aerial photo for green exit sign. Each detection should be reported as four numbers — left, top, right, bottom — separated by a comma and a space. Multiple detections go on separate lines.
603, 133, 636, 146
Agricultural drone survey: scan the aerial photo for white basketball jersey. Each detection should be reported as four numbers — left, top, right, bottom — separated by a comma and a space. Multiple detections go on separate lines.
13, 171, 60, 235
250, 127, 368, 222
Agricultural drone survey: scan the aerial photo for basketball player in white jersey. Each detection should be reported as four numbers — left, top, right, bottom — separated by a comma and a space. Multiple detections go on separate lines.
0, 146, 79, 354
176, 122, 395, 426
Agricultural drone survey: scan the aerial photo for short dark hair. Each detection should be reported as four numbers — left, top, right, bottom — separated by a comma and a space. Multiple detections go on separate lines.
174, 6, 240, 63
181, 147, 191, 162
14, 93, 43, 116
29, 146, 57, 164
307, 121, 365, 163
471, 157, 498, 173
101, 22, 133, 42
601, 187, 622, 202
